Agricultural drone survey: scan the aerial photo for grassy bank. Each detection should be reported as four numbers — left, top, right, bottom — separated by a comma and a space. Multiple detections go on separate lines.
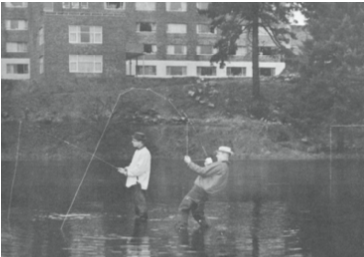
1, 77, 328, 161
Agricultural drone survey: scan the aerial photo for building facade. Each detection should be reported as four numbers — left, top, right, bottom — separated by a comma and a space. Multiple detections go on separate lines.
1, 2, 289, 85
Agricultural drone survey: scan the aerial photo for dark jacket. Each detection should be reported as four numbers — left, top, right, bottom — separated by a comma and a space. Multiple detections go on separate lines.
187, 160, 229, 194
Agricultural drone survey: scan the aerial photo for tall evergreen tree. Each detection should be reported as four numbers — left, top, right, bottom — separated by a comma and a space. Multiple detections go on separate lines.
298, 3, 364, 125
200, 2, 301, 100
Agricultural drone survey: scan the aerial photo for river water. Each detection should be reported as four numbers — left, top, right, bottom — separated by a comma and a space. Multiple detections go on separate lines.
2, 159, 364, 257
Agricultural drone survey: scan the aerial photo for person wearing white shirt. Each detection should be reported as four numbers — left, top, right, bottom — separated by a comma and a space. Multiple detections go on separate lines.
118, 132, 151, 220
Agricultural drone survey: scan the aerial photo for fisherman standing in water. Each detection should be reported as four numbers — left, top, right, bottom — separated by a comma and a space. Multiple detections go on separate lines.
175, 146, 233, 231
118, 132, 151, 221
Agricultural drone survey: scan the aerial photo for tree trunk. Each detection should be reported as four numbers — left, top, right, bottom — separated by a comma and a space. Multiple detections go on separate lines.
252, 4, 260, 99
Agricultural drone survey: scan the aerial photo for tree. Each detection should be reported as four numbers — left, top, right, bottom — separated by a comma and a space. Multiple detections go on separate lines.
297, 3, 364, 126
200, 3, 301, 100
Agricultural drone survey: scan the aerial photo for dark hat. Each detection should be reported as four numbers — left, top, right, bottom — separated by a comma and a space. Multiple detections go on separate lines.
132, 132, 146, 143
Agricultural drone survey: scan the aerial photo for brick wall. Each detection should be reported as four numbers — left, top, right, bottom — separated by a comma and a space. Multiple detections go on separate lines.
42, 12, 126, 90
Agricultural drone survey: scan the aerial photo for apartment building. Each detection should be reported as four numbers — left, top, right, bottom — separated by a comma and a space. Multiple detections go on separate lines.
1, 2, 288, 85
1, 2, 34, 80
124, 2, 285, 78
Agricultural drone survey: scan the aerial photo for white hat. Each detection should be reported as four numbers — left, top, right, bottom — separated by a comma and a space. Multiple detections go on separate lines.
217, 146, 234, 155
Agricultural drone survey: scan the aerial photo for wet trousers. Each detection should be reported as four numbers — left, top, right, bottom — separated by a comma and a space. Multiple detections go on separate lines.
131, 184, 147, 218
177, 185, 209, 226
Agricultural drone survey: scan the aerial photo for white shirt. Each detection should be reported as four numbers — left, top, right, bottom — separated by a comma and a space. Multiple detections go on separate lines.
125, 147, 151, 190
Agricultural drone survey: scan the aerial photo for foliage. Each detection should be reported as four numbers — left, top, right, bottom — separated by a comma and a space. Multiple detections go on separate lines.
200, 2, 301, 99
293, 3, 364, 128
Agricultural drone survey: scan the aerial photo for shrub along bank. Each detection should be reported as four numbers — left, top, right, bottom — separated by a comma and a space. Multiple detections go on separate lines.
1, 77, 329, 161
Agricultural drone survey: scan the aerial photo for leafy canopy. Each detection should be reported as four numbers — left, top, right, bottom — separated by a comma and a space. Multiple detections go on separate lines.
200, 2, 301, 67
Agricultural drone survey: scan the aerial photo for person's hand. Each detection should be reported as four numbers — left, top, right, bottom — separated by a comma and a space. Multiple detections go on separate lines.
184, 155, 191, 164
204, 157, 213, 166
117, 167, 126, 175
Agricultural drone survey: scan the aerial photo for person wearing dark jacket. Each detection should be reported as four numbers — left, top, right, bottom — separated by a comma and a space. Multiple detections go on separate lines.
175, 146, 233, 231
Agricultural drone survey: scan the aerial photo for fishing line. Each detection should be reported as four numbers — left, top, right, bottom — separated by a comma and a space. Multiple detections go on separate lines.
60, 88, 132, 230
186, 121, 189, 156
145, 88, 207, 157
8, 120, 22, 223
36, 127, 118, 169
181, 110, 208, 157
60, 86, 207, 229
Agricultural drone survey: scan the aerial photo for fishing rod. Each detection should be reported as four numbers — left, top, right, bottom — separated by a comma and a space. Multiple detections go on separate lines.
60, 86, 208, 229
61, 88, 132, 230
41, 129, 118, 169
7, 120, 22, 224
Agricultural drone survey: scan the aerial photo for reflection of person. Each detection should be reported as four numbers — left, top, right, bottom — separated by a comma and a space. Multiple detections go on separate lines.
118, 132, 151, 220
175, 146, 233, 231
126, 219, 150, 257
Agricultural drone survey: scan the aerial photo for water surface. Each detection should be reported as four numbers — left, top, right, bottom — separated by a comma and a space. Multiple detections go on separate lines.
2, 159, 364, 257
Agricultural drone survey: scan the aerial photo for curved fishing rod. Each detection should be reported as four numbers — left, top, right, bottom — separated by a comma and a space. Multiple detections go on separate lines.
61, 88, 133, 230
140, 88, 208, 157
60, 87, 208, 230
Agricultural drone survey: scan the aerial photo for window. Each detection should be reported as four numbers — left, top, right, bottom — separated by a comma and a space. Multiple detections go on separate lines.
5, 20, 28, 30
167, 66, 187, 76
260, 68, 275, 76
135, 2, 156, 11
196, 2, 209, 10
6, 43, 28, 53
39, 27, 44, 46
105, 2, 125, 10
137, 66, 156, 75
5, 2, 27, 8
69, 55, 103, 73
197, 45, 216, 55
229, 46, 246, 56
71, 2, 79, 9
167, 45, 187, 55
167, 24, 187, 34
143, 44, 157, 54
259, 47, 276, 56
39, 56, 44, 74
166, 2, 187, 12
7, 64, 29, 74
81, 3, 88, 9
137, 22, 156, 32
62, 2, 87, 9
62, 3, 70, 9
69, 26, 102, 44
197, 66, 216, 76
227, 67, 246, 77
196, 24, 216, 34
43, 3, 54, 12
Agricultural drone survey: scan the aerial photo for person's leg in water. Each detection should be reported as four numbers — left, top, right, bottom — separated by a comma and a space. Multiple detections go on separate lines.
133, 184, 148, 220
176, 195, 193, 231
191, 197, 209, 229
176, 185, 207, 230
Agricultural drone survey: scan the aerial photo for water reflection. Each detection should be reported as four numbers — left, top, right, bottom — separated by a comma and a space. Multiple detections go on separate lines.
2, 159, 364, 257
126, 220, 150, 257
251, 197, 261, 257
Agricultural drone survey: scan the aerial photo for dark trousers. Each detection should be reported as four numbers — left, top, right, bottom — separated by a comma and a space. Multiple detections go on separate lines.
131, 184, 147, 217
178, 185, 209, 226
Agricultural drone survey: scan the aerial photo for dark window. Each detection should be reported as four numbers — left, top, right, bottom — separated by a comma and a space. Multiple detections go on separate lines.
197, 67, 216, 76
138, 22, 155, 32
105, 2, 124, 10
259, 47, 277, 56
227, 67, 246, 76
137, 66, 156, 75
259, 68, 275, 76
143, 44, 157, 54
